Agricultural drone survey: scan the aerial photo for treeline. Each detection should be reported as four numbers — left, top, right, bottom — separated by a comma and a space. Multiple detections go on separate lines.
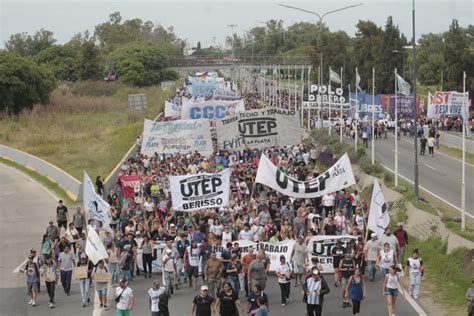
1, 12, 183, 114
223, 18, 473, 95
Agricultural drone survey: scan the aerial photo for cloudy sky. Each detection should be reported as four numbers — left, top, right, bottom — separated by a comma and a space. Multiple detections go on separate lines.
1, 0, 472, 48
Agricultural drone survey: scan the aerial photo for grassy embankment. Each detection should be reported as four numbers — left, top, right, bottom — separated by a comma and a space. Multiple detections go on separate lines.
310, 129, 472, 315
0, 80, 179, 181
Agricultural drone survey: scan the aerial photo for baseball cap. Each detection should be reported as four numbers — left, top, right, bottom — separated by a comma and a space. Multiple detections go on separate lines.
371, 233, 378, 238
200, 285, 209, 291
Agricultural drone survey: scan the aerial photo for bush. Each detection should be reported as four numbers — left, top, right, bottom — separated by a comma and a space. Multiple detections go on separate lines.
359, 156, 373, 174
71, 80, 125, 97
383, 171, 394, 186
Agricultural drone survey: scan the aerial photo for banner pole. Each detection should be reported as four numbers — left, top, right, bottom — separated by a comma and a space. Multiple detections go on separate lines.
371, 67, 375, 165
308, 66, 312, 132
395, 68, 399, 187
355, 68, 358, 152
328, 67, 331, 135
340, 67, 343, 142
462, 71, 466, 231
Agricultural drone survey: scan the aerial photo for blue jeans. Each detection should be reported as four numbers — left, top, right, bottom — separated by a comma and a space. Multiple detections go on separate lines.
109, 262, 119, 284
121, 269, 131, 282
367, 260, 376, 281
79, 278, 90, 304
228, 275, 240, 292
60, 270, 72, 294
164, 271, 174, 295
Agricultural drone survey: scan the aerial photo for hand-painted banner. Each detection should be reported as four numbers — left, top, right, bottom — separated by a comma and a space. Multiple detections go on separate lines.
119, 175, 140, 198
382, 94, 421, 119
427, 91, 469, 119
216, 108, 302, 151
141, 119, 212, 156
306, 235, 358, 273
164, 101, 181, 117
168, 169, 231, 211
181, 99, 245, 120
256, 153, 355, 198
210, 89, 241, 100
349, 92, 384, 120
309, 84, 349, 104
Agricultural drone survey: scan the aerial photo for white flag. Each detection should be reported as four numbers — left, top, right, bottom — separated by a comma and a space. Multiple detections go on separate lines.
367, 180, 390, 236
330, 67, 342, 84
356, 68, 362, 92
85, 228, 109, 264
83, 171, 113, 233
396, 73, 411, 96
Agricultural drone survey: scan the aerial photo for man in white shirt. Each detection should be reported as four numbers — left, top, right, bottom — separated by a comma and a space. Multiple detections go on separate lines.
364, 233, 381, 282
115, 279, 134, 314
148, 280, 165, 316
322, 194, 335, 216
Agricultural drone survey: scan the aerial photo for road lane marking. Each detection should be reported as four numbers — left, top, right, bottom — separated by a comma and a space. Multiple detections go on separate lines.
399, 283, 427, 316
425, 164, 437, 171
381, 164, 474, 219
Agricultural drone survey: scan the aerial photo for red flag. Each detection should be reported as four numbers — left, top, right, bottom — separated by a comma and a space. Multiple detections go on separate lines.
119, 175, 140, 198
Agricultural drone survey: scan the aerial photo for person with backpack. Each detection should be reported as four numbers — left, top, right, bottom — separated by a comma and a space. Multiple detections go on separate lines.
20, 255, 40, 307
192, 285, 217, 316
276, 255, 292, 306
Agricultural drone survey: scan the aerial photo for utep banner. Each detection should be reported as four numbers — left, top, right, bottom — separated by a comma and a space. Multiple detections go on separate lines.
350, 92, 384, 120
216, 108, 302, 151
256, 153, 356, 198
181, 99, 245, 120
169, 169, 231, 211
119, 175, 140, 199
382, 94, 420, 119
306, 235, 358, 273
164, 101, 181, 117
141, 119, 213, 156
427, 91, 469, 119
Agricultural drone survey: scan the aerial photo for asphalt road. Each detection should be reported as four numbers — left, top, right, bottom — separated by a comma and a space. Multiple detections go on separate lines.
0, 163, 422, 315
358, 133, 474, 217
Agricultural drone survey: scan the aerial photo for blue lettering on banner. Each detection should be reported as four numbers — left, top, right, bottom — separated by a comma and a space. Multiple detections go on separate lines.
190, 106, 227, 119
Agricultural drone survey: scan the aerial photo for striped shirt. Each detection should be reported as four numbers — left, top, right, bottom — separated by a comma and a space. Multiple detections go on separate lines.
306, 278, 322, 305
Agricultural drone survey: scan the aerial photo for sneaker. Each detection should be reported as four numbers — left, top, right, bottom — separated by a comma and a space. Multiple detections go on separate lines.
49, 303, 54, 309
104, 305, 108, 311
28, 299, 33, 305
347, 301, 352, 307
83, 303, 86, 308
342, 302, 347, 308
334, 282, 339, 288
100, 304, 103, 308
87, 297, 90, 303
32, 302, 36, 307
282, 303, 286, 306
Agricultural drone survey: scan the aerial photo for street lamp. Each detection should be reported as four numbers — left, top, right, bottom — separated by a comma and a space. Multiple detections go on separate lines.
227, 24, 238, 81
278, 2, 363, 131
392, 49, 406, 78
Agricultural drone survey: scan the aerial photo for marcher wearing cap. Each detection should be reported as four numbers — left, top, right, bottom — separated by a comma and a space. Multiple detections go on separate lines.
192, 284, 217, 316
20, 255, 40, 307
148, 280, 165, 316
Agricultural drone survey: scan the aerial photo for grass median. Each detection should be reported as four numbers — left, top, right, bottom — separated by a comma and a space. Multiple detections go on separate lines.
0, 80, 179, 181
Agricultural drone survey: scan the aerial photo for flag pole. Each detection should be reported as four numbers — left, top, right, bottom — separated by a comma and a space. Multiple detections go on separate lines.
371, 67, 375, 165
340, 67, 344, 142
308, 66, 312, 132
318, 66, 321, 130
355, 67, 358, 152
301, 65, 305, 128
462, 71, 466, 231
395, 68, 399, 187
328, 67, 331, 135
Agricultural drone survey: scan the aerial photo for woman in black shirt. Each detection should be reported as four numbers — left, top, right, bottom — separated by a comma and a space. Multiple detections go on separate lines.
217, 282, 243, 316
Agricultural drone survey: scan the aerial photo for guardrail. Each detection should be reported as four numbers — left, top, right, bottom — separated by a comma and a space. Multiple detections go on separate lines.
0, 144, 82, 201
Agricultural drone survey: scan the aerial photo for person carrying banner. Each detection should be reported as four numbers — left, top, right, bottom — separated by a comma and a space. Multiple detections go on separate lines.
302, 268, 330, 316
77, 253, 94, 308
93, 260, 109, 310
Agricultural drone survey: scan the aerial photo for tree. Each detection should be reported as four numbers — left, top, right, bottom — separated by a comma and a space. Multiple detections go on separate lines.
0, 52, 55, 114
5, 29, 56, 56
34, 45, 78, 81
443, 19, 468, 91
107, 41, 172, 86
75, 40, 102, 80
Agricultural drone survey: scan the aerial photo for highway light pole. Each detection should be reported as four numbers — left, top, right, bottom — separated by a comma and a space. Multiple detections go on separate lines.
227, 24, 237, 81
278, 2, 363, 131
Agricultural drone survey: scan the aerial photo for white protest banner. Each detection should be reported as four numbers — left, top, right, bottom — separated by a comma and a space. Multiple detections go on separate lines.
216, 108, 302, 151
164, 101, 181, 117
141, 119, 213, 156
213, 240, 295, 272
85, 228, 109, 264
256, 153, 356, 198
169, 169, 231, 211
306, 235, 358, 273
83, 171, 113, 233
367, 180, 390, 236
181, 99, 245, 120
427, 91, 469, 119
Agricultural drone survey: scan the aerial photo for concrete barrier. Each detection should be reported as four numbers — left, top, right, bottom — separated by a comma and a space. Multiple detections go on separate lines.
423, 126, 474, 152
0, 145, 82, 201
